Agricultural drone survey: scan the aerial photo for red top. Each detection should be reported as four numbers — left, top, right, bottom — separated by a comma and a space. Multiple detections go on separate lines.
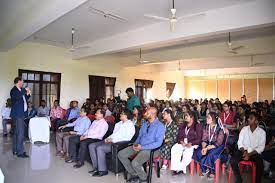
219, 111, 236, 126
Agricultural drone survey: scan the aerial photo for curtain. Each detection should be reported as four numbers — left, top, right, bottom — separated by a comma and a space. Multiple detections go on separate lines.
135, 79, 154, 100
105, 77, 116, 86
89, 75, 106, 101
166, 82, 176, 98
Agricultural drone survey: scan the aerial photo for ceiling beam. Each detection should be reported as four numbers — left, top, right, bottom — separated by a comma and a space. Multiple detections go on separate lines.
0, 0, 89, 51
73, 0, 275, 59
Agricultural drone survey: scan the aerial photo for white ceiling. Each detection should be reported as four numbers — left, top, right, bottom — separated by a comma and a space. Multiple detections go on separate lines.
27, 0, 253, 47
1, 0, 274, 63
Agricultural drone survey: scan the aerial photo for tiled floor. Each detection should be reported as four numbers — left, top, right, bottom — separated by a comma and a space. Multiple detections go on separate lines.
0, 135, 271, 183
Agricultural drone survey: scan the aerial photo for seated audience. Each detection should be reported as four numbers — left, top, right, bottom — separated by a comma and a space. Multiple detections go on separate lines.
199, 102, 208, 123
89, 103, 96, 115
103, 103, 112, 117
50, 100, 64, 131
171, 105, 183, 121
1, 98, 12, 137
24, 101, 37, 139
118, 107, 165, 183
82, 98, 91, 111
37, 100, 50, 117
66, 109, 108, 169
194, 112, 225, 179
220, 101, 236, 128
132, 106, 143, 127
170, 111, 203, 175
234, 105, 247, 129
159, 109, 179, 170
57, 101, 80, 127
88, 109, 135, 177
230, 112, 266, 183
262, 133, 275, 178
56, 108, 91, 158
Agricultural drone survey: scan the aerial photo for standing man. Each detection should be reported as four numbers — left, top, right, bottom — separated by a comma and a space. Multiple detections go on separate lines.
126, 87, 140, 112
10, 77, 31, 158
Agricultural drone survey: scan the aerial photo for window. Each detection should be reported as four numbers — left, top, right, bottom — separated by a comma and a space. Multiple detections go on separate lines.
166, 82, 176, 99
89, 75, 116, 101
19, 69, 61, 107
135, 79, 153, 102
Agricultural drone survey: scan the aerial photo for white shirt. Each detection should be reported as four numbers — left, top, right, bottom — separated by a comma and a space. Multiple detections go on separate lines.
17, 87, 27, 112
238, 125, 266, 154
1, 107, 11, 119
105, 109, 112, 117
108, 120, 135, 143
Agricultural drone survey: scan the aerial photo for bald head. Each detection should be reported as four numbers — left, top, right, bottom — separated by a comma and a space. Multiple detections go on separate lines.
145, 107, 158, 122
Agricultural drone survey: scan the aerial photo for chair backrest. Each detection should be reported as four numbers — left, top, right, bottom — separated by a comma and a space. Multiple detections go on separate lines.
104, 116, 116, 125
102, 122, 114, 140
130, 126, 140, 143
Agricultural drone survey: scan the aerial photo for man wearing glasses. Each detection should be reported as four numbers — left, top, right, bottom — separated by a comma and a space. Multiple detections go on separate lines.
118, 107, 165, 183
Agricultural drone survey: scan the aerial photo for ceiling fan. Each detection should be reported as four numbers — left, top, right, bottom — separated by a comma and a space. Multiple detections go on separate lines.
89, 7, 127, 22
70, 28, 90, 52
249, 55, 264, 67
144, 0, 205, 31
177, 60, 182, 71
33, 28, 90, 52
227, 32, 245, 54
138, 48, 150, 64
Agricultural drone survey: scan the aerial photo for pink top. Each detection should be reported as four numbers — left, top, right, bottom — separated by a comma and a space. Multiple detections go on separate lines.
50, 106, 64, 119
84, 118, 108, 140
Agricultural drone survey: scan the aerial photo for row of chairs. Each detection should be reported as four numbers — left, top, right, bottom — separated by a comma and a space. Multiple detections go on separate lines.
85, 120, 257, 183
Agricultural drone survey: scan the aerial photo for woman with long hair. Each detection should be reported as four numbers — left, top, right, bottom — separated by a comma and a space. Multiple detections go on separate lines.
193, 112, 225, 179
132, 106, 143, 127
160, 109, 179, 170
170, 111, 203, 175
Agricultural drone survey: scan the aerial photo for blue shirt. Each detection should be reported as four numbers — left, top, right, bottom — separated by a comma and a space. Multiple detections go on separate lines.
67, 107, 80, 121
135, 118, 165, 150
37, 106, 50, 117
66, 116, 91, 135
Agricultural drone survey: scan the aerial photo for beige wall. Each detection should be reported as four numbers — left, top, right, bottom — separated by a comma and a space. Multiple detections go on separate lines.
0, 42, 185, 112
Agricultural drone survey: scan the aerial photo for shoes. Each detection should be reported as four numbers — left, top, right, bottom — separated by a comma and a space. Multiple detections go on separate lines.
126, 176, 139, 183
88, 169, 98, 175
92, 171, 108, 177
73, 163, 84, 168
172, 171, 183, 176
3, 134, 8, 137
17, 152, 29, 158
65, 158, 75, 163
13, 152, 17, 155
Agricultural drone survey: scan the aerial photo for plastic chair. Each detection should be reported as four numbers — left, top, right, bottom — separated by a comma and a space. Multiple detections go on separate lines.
240, 161, 256, 183
227, 161, 256, 183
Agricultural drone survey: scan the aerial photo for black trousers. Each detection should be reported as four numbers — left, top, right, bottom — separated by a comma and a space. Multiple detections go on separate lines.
230, 150, 263, 183
262, 148, 275, 169
24, 119, 30, 139
12, 117, 25, 155
68, 136, 100, 164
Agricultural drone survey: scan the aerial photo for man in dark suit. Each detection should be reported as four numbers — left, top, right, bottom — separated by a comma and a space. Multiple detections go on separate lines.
10, 77, 31, 158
